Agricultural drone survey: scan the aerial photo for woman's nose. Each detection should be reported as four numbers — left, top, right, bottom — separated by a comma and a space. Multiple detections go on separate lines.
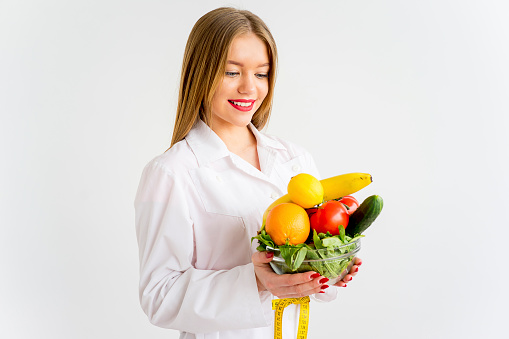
238, 75, 256, 94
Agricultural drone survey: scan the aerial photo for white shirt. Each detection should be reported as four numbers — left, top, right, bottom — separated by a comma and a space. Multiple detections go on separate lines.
134, 120, 337, 339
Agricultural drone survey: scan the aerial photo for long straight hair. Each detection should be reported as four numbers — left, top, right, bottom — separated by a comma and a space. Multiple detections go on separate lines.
169, 7, 278, 147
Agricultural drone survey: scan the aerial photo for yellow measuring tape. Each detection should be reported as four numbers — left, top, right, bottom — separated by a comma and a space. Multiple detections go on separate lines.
272, 296, 310, 339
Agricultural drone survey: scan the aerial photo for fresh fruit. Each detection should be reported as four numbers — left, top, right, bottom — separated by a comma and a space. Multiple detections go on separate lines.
309, 200, 350, 236
287, 173, 324, 209
262, 172, 372, 226
262, 195, 292, 227
321, 173, 372, 201
345, 195, 384, 237
265, 203, 310, 246
338, 195, 359, 215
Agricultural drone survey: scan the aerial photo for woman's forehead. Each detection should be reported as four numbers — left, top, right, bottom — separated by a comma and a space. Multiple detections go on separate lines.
227, 33, 270, 66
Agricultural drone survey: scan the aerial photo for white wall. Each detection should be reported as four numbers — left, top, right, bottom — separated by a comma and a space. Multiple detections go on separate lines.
1, 0, 508, 338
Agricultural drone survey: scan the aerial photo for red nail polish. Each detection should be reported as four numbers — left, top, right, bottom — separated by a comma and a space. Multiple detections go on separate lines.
310, 273, 320, 279
320, 285, 329, 290
355, 267, 359, 273
319, 278, 329, 284
319, 291, 325, 294
266, 252, 273, 258
343, 284, 347, 287
349, 276, 353, 281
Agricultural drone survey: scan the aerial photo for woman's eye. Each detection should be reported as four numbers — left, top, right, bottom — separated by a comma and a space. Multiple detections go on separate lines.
225, 71, 268, 79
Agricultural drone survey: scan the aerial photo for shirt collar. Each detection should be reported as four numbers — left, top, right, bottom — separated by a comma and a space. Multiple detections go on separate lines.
185, 119, 286, 167
247, 123, 286, 151
185, 120, 230, 167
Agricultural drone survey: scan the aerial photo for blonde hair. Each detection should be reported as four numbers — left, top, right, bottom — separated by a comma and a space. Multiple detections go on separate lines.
169, 7, 278, 147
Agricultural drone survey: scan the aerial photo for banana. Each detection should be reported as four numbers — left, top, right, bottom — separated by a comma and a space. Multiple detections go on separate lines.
261, 172, 372, 227
321, 172, 372, 201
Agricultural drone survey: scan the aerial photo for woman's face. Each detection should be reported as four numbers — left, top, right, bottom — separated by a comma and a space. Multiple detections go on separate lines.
209, 33, 270, 131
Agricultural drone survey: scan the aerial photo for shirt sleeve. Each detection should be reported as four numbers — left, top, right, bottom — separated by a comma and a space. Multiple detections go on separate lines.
134, 160, 271, 333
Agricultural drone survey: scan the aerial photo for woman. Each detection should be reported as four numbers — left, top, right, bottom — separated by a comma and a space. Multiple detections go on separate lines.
134, 7, 361, 338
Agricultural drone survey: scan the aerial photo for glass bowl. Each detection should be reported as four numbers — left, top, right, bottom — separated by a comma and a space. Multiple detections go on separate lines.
266, 238, 361, 285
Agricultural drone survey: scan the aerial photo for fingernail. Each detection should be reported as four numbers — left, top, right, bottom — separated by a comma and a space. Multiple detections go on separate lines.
355, 267, 359, 273
319, 291, 325, 294
266, 252, 273, 258
320, 285, 329, 290
358, 261, 362, 266
343, 284, 348, 287
319, 278, 329, 284
310, 273, 320, 279
348, 276, 353, 281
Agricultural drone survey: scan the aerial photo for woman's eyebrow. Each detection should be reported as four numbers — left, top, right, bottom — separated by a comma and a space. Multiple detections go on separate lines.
227, 60, 270, 67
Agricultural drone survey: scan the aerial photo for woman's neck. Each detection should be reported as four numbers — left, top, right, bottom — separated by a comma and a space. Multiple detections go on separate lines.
210, 122, 261, 171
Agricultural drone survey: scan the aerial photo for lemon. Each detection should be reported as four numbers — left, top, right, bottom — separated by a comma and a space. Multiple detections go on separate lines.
287, 173, 324, 209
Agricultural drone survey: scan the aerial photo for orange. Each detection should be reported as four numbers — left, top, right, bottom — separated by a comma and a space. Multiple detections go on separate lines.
265, 203, 310, 246
287, 173, 324, 209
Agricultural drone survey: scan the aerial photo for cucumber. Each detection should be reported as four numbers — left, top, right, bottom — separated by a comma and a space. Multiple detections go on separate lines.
346, 195, 383, 237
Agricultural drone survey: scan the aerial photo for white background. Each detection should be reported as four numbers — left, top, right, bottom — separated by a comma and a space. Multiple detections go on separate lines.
1, 0, 508, 338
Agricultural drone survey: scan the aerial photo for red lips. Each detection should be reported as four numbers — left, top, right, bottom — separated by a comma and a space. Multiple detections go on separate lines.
228, 99, 255, 112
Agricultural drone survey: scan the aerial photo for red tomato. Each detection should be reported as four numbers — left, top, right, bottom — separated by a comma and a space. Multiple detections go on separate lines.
309, 200, 349, 235
339, 195, 359, 215
306, 207, 318, 217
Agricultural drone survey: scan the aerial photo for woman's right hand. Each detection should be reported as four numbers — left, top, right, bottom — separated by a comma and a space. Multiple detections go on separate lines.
251, 251, 329, 298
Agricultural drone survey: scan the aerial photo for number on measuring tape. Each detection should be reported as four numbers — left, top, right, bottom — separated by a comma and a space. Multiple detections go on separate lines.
272, 297, 310, 339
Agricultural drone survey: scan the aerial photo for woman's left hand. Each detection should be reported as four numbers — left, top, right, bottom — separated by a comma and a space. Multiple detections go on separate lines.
334, 257, 362, 287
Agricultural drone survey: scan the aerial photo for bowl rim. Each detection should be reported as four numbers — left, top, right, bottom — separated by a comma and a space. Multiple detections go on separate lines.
266, 238, 361, 263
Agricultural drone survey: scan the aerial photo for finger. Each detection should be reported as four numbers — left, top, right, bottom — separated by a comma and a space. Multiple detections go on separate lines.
354, 257, 362, 266
276, 270, 320, 287
271, 273, 329, 298
342, 274, 354, 283
333, 272, 353, 287
349, 264, 360, 276
334, 280, 348, 287
251, 251, 274, 265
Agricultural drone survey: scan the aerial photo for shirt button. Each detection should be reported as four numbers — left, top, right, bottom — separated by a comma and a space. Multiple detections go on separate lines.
292, 165, 301, 172
271, 192, 279, 199
216, 176, 222, 182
